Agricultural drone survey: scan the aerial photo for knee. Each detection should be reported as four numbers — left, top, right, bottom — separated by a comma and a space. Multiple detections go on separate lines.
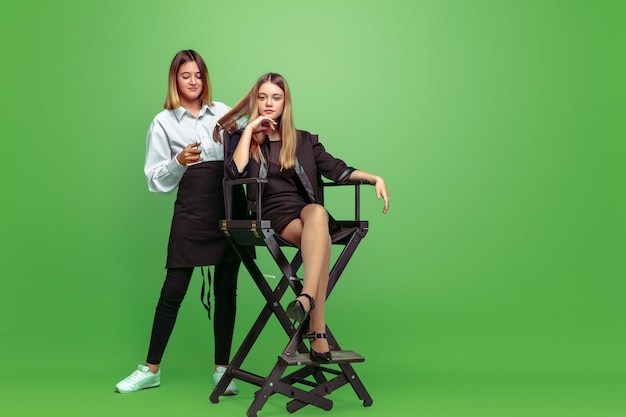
158, 268, 192, 302
158, 284, 186, 308
306, 204, 329, 224
156, 296, 183, 317
214, 277, 238, 299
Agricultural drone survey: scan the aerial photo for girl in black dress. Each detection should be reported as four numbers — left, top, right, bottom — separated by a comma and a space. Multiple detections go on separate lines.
215, 73, 390, 361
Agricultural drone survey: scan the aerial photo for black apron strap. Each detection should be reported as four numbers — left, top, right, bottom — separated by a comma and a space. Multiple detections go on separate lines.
200, 266, 212, 319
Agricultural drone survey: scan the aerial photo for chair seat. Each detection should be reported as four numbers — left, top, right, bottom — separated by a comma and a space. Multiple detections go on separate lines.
220, 219, 368, 246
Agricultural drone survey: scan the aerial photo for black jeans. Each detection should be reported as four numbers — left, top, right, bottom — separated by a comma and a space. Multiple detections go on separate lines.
146, 261, 239, 365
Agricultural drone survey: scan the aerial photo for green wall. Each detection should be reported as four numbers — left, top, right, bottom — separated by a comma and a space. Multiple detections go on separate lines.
1, 1, 624, 416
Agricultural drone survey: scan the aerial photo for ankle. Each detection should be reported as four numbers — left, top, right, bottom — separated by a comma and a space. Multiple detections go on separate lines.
311, 338, 330, 352
146, 363, 159, 374
297, 295, 311, 311
297, 293, 315, 312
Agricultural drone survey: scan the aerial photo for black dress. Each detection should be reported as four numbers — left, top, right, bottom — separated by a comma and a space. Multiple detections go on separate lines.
225, 130, 356, 235
261, 140, 310, 233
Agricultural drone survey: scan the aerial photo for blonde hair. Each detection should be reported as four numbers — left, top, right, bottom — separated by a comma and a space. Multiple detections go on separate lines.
164, 50, 213, 110
214, 73, 297, 169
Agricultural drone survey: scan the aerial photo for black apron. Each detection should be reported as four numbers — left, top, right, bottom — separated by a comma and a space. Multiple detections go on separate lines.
165, 161, 244, 268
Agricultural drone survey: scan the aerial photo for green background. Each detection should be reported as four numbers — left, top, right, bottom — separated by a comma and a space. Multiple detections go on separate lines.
1, 1, 624, 416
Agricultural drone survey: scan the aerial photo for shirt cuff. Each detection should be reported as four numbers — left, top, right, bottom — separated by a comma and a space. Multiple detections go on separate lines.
170, 156, 187, 174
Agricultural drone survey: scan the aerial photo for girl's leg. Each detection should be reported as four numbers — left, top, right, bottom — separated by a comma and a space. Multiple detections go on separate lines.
146, 267, 194, 372
213, 261, 240, 368
280, 204, 332, 353
307, 237, 331, 353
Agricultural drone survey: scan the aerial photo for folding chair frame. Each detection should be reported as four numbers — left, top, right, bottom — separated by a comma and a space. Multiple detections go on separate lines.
210, 161, 373, 417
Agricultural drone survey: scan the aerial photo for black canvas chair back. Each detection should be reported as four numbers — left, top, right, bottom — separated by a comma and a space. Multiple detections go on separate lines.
210, 131, 373, 416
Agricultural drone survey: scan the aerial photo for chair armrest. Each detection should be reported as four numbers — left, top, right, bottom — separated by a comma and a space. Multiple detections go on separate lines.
322, 179, 370, 187
223, 177, 268, 221
321, 180, 370, 221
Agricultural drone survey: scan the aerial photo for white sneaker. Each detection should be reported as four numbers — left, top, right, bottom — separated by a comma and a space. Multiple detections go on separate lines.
213, 366, 238, 395
116, 365, 160, 393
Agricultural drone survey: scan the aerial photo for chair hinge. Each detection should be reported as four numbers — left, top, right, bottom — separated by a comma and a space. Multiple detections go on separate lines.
221, 220, 230, 237
250, 220, 260, 239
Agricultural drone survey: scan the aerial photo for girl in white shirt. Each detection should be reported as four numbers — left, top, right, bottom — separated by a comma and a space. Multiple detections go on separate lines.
115, 50, 244, 395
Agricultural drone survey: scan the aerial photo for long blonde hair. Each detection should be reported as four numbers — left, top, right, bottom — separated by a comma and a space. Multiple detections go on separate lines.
214, 73, 297, 169
164, 50, 213, 110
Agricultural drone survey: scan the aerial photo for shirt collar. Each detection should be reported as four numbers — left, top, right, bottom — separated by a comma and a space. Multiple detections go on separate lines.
174, 103, 214, 121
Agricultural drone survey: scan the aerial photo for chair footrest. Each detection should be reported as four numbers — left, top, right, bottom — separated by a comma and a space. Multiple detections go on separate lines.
279, 350, 365, 366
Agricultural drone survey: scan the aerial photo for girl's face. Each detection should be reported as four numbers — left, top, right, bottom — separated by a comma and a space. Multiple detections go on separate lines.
257, 82, 284, 120
177, 61, 203, 104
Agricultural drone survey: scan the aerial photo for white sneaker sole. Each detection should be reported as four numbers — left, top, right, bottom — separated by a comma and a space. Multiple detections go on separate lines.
116, 381, 160, 394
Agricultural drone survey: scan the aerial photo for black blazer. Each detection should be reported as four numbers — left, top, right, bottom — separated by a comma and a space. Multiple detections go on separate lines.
225, 129, 356, 213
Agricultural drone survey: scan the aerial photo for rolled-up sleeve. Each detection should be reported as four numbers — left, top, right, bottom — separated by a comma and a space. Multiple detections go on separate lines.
144, 119, 187, 193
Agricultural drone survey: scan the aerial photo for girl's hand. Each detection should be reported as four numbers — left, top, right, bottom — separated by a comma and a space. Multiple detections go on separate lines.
176, 142, 202, 166
374, 176, 390, 214
246, 115, 277, 140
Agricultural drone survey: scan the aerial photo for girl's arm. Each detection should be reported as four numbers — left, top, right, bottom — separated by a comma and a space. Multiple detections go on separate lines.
347, 170, 390, 214
232, 115, 277, 172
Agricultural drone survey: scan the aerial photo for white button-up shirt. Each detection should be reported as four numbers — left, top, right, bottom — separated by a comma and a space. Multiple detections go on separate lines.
144, 102, 231, 193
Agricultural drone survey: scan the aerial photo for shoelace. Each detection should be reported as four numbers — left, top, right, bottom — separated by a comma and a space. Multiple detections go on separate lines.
125, 370, 148, 383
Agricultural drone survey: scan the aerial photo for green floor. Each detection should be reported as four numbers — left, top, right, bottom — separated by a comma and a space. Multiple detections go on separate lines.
3, 367, 623, 417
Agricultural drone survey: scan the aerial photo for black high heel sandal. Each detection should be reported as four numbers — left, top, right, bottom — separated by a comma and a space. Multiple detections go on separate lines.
306, 332, 332, 362
286, 293, 315, 322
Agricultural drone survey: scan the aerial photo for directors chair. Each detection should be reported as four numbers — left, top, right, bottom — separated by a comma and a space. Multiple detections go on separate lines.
210, 133, 373, 417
